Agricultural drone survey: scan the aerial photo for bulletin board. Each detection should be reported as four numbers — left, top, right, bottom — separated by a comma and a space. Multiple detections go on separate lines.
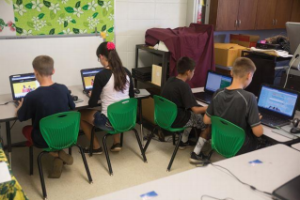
0, 0, 115, 41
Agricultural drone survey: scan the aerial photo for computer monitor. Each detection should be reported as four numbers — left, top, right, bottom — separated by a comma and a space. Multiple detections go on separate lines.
9, 73, 40, 100
286, 22, 300, 54
205, 71, 232, 93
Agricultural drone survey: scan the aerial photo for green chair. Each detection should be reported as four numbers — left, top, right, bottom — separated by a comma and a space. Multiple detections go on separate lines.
210, 116, 246, 158
143, 95, 186, 171
89, 98, 147, 176
29, 111, 92, 199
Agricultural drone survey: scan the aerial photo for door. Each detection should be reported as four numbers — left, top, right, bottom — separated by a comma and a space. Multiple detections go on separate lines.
216, 0, 240, 31
255, 0, 277, 30
237, 0, 258, 30
275, 0, 293, 28
291, 0, 300, 22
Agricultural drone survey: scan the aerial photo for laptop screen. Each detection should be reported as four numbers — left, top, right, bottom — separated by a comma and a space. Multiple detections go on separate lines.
9, 73, 40, 100
80, 68, 103, 91
258, 85, 298, 117
205, 71, 232, 92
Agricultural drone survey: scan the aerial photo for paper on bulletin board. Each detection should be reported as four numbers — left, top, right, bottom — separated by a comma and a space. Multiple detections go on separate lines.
0, 162, 11, 184
0, 0, 17, 37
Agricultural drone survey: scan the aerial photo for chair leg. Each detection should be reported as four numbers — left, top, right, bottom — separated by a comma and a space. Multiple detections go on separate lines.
167, 132, 182, 172
29, 146, 33, 175
37, 151, 49, 199
120, 132, 123, 147
132, 128, 147, 163
75, 144, 93, 183
89, 126, 95, 157
172, 134, 175, 145
69, 147, 72, 155
102, 134, 113, 176
143, 126, 157, 154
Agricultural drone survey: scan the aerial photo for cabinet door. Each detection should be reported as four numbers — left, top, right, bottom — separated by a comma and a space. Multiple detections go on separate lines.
255, 0, 277, 30
215, 0, 240, 31
291, 0, 300, 22
237, 0, 258, 30
275, 0, 293, 28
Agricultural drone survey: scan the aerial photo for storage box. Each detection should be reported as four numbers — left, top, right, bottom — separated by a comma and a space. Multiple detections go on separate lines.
214, 43, 247, 67
151, 64, 162, 86
230, 34, 260, 48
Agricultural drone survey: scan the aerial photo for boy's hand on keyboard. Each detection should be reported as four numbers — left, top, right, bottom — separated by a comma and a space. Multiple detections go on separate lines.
259, 113, 262, 120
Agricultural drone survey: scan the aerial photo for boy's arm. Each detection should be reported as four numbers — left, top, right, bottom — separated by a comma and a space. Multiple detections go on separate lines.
203, 114, 211, 124
191, 106, 207, 114
248, 94, 263, 137
252, 124, 263, 137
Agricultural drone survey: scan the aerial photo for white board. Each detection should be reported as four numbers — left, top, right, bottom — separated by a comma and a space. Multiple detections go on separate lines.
0, 36, 104, 95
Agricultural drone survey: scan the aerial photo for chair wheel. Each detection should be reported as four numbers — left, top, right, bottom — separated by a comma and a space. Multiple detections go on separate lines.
166, 169, 170, 172
89, 181, 93, 184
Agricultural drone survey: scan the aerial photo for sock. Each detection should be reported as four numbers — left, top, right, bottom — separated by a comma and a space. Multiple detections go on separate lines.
181, 127, 192, 143
193, 137, 206, 155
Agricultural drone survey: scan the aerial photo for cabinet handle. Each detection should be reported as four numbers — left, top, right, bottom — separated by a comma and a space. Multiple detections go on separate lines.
272, 19, 275, 26
275, 19, 278, 25
239, 20, 241, 27
235, 20, 238, 27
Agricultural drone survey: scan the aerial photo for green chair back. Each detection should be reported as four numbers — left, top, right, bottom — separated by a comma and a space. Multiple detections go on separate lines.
211, 116, 245, 158
153, 95, 178, 130
39, 111, 80, 151
107, 98, 137, 134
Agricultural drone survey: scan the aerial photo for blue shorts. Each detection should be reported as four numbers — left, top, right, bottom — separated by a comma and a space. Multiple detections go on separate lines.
93, 111, 114, 131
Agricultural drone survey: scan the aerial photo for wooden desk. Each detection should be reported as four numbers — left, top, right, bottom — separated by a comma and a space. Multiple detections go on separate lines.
191, 87, 300, 144
292, 143, 300, 151
0, 85, 149, 164
0, 143, 28, 200
91, 144, 300, 200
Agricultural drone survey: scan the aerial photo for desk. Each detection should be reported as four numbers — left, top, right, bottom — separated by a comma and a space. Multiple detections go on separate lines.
0, 143, 28, 200
192, 87, 300, 144
0, 85, 149, 165
292, 143, 300, 151
91, 144, 300, 200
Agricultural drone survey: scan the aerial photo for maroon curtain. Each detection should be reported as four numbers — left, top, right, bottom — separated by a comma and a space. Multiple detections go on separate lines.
145, 23, 215, 88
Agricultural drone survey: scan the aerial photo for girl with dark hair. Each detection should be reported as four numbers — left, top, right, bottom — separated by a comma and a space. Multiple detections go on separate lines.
80, 41, 134, 154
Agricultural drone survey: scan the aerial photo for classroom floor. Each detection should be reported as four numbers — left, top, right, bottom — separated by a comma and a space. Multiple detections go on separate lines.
11, 127, 224, 200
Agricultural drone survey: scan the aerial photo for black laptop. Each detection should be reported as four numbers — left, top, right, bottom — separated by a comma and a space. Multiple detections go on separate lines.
80, 68, 103, 92
194, 71, 232, 104
273, 175, 300, 200
257, 84, 299, 128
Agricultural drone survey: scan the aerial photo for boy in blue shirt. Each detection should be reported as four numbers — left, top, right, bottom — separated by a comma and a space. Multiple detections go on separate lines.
204, 57, 264, 154
161, 57, 210, 164
17, 55, 75, 178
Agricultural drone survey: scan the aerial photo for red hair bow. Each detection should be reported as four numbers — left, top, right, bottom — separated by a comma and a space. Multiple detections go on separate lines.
107, 42, 115, 50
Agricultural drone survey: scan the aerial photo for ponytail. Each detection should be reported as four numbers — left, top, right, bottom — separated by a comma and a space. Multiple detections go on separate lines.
96, 42, 128, 92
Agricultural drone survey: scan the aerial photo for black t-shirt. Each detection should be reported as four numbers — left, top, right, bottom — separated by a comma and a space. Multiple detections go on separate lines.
206, 88, 261, 154
161, 77, 199, 127
89, 67, 134, 107
17, 83, 75, 148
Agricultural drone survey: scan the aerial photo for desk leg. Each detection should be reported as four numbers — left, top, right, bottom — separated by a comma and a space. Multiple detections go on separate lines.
138, 99, 144, 147
6, 121, 12, 166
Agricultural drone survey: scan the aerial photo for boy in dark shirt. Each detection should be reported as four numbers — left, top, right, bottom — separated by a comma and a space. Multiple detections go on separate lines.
204, 57, 264, 155
16, 55, 75, 178
161, 57, 210, 164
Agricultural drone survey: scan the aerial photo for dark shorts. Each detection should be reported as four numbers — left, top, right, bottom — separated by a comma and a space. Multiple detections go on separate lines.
93, 111, 114, 131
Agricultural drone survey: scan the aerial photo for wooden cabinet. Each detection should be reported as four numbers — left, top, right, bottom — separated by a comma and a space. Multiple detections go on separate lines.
209, 0, 258, 31
255, 0, 277, 30
275, 0, 293, 28
291, 0, 300, 22
256, 0, 293, 29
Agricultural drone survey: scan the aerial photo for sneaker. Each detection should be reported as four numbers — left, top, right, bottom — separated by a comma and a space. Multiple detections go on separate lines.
83, 147, 103, 155
189, 152, 204, 164
179, 141, 189, 150
110, 143, 122, 152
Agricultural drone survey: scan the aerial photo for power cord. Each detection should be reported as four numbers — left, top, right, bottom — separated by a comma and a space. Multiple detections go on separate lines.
0, 101, 14, 106
201, 195, 234, 200
198, 162, 280, 200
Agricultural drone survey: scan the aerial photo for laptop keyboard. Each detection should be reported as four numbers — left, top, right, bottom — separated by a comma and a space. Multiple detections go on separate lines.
260, 112, 290, 127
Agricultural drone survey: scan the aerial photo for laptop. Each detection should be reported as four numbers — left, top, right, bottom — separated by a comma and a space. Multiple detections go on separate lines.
9, 73, 40, 102
273, 175, 300, 200
194, 71, 233, 104
80, 67, 103, 93
257, 84, 299, 128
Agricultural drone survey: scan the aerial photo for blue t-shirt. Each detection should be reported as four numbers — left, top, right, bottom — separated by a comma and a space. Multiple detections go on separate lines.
17, 83, 75, 148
